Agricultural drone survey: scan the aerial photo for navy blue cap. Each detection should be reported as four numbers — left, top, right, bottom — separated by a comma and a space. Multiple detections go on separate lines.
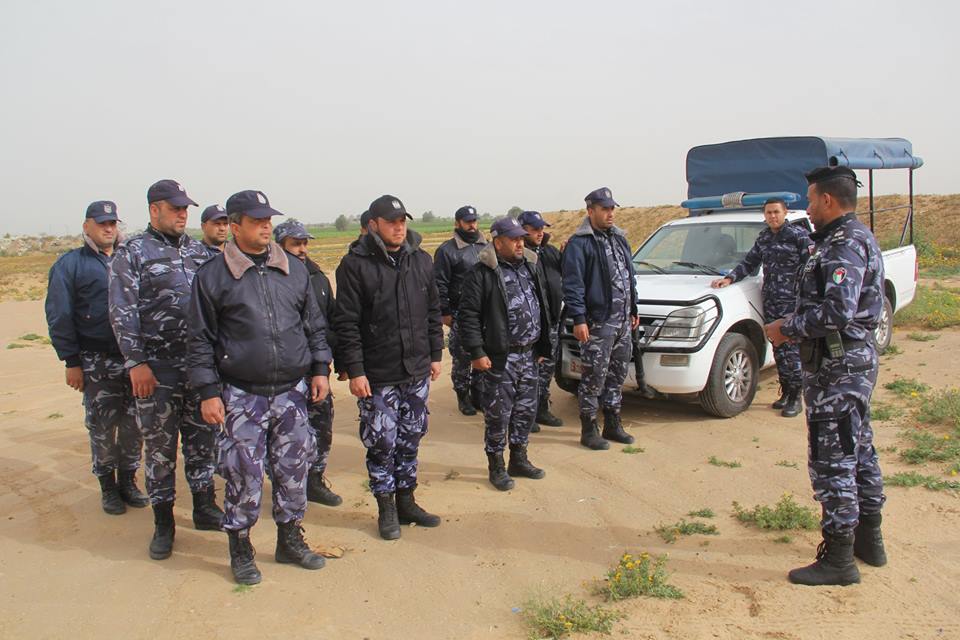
585, 187, 618, 208
86, 200, 119, 223
490, 216, 528, 239
147, 179, 198, 207
455, 205, 478, 222
805, 166, 862, 187
274, 219, 315, 243
200, 204, 227, 223
369, 195, 413, 221
359, 210, 372, 228
225, 190, 285, 219
517, 210, 550, 229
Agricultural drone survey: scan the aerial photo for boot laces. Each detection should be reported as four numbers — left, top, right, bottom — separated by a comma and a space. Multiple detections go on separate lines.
815, 540, 828, 561
285, 523, 310, 554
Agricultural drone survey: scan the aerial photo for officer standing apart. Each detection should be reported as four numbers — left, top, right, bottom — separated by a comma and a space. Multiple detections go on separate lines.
561, 188, 639, 450
46, 201, 149, 515
109, 179, 223, 561
199, 204, 229, 255
334, 195, 444, 540
433, 205, 487, 416
189, 191, 331, 585
519, 210, 565, 428
459, 217, 552, 491
766, 167, 886, 586
274, 219, 343, 507
712, 198, 813, 417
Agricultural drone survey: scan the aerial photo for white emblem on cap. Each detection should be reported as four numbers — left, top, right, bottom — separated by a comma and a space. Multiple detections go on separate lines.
468, 207, 474, 215
257, 192, 267, 204
604, 189, 611, 198
392, 200, 401, 209
177, 183, 185, 192
104, 204, 113, 214
217, 205, 224, 211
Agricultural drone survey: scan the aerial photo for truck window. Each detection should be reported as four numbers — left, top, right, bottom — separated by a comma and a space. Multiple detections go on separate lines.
633, 222, 765, 274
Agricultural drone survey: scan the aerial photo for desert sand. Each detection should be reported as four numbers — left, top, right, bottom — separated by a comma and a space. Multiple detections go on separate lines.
1, 298, 958, 640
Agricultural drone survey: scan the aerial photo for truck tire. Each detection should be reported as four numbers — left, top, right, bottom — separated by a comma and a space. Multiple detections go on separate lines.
699, 333, 759, 418
874, 296, 894, 354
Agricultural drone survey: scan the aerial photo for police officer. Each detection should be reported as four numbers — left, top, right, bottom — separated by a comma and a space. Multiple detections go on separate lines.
199, 204, 229, 254
433, 205, 487, 416
45, 201, 148, 515
109, 179, 223, 561
189, 191, 331, 585
334, 195, 444, 540
459, 217, 553, 491
519, 210, 564, 428
766, 166, 886, 586
712, 198, 813, 417
274, 219, 343, 507
561, 188, 639, 450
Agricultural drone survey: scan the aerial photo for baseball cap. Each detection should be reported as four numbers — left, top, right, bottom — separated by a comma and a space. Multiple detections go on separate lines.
147, 179, 198, 207
85, 200, 119, 223
455, 205, 478, 222
200, 204, 228, 223
274, 219, 315, 243
517, 210, 550, 229
359, 210, 372, 228
369, 195, 413, 221
490, 216, 528, 239
225, 190, 285, 219
584, 187, 618, 208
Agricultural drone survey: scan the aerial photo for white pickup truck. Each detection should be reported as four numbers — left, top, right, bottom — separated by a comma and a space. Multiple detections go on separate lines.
555, 136, 922, 418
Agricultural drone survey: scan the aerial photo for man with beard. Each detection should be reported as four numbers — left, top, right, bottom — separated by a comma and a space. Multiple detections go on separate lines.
199, 204, 229, 255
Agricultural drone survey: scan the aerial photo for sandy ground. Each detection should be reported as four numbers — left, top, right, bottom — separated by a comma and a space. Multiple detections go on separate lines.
1, 299, 958, 640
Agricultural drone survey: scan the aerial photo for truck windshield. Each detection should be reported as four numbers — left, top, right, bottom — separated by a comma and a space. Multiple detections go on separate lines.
632, 221, 765, 275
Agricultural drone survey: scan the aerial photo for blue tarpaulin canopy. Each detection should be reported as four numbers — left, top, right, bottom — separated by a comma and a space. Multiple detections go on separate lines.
686, 137, 923, 209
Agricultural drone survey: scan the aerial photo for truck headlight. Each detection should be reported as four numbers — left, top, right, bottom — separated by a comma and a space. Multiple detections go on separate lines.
656, 302, 719, 342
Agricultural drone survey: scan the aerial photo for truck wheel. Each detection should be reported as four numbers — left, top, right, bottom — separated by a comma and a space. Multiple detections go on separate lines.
699, 333, 758, 418
874, 296, 894, 354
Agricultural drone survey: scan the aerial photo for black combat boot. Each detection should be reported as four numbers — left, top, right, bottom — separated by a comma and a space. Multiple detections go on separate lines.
97, 471, 126, 515
487, 452, 515, 491
781, 387, 802, 418
396, 485, 441, 527
772, 381, 789, 410
535, 397, 563, 427
149, 501, 176, 560
306, 470, 343, 507
375, 493, 401, 540
275, 520, 326, 569
117, 469, 149, 508
853, 513, 888, 567
579, 414, 609, 450
456, 388, 477, 416
507, 443, 546, 479
192, 485, 225, 531
601, 409, 635, 444
788, 530, 861, 586
227, 528, 262, 585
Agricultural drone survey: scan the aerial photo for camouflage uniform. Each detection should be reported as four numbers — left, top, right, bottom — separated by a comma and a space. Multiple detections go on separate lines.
728, 222, 813, 391
81, 351, 141, 476
109, 226, 216, 504
358, 377, 431, 494
307, 395, 334, 476
781, 212, 885, 535
220, 381, 317, 529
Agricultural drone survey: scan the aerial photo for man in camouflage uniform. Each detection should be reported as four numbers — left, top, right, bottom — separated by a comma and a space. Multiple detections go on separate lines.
109, 179, 223, 561
459, 217, 553, 491
519, 210, 565, 428
46, 200, 148, 515
712, 198, 813, 417
433, 205, 487, 416
199, 204, 229, 255
334, 195, 444, 540
561, 188, 639, 450
766, 166, 886, 586
275, 218, 343, 507
189, 190, 331, 585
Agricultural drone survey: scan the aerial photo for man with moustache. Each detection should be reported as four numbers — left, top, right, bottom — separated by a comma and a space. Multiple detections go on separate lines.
199, 204, 230, 255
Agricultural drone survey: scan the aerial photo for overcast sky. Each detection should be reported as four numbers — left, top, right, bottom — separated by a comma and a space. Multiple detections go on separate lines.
1, 0, 954, 236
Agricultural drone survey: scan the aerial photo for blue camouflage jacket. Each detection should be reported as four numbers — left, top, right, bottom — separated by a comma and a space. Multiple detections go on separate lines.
108, 225, 211, 368
727, 222, 813, 312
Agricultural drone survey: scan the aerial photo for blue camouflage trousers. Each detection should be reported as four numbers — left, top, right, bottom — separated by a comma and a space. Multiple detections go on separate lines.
358, 377, 430, 495
766, 303, 802, 390
307, 393, 334, 475
220, 381, 316, 530
536, 323, 560, 404
135, 363, 217, 505
480, 351, 538, 453
448, 317, 473, 395
578, 315, 632, 416
803, 344, 885, 535
81, 351, 141, 477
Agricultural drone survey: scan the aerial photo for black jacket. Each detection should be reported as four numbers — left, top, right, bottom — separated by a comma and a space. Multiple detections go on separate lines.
187, 241, 332, 400
333, 230, 443, 387
561, 217, 638, 325
433, 232, 487, 316
458, 244, 553, 372
304, 256, 337, 357
526, 233, 563, 325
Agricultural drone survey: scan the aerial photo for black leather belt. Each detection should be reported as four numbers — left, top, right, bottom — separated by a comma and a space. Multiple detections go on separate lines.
508, 344, 534, 353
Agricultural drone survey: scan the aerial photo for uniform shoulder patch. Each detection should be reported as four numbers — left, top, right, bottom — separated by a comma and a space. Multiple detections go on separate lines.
832, 267, 847, 284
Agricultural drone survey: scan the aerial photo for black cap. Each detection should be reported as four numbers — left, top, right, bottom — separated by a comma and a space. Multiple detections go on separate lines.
85, 200, 119, 223
369, 195, 413, 221
225, 190, 285, 219
805, 166, 863, 187
518, 210, 550, 229
585, 187, 618, 208
147, 179, 198, 207
200, 204, 228, 223
455, 205, 478, 222
490, 216, 528, 239
273, 219, 315, 243
359, 210, 372, 227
